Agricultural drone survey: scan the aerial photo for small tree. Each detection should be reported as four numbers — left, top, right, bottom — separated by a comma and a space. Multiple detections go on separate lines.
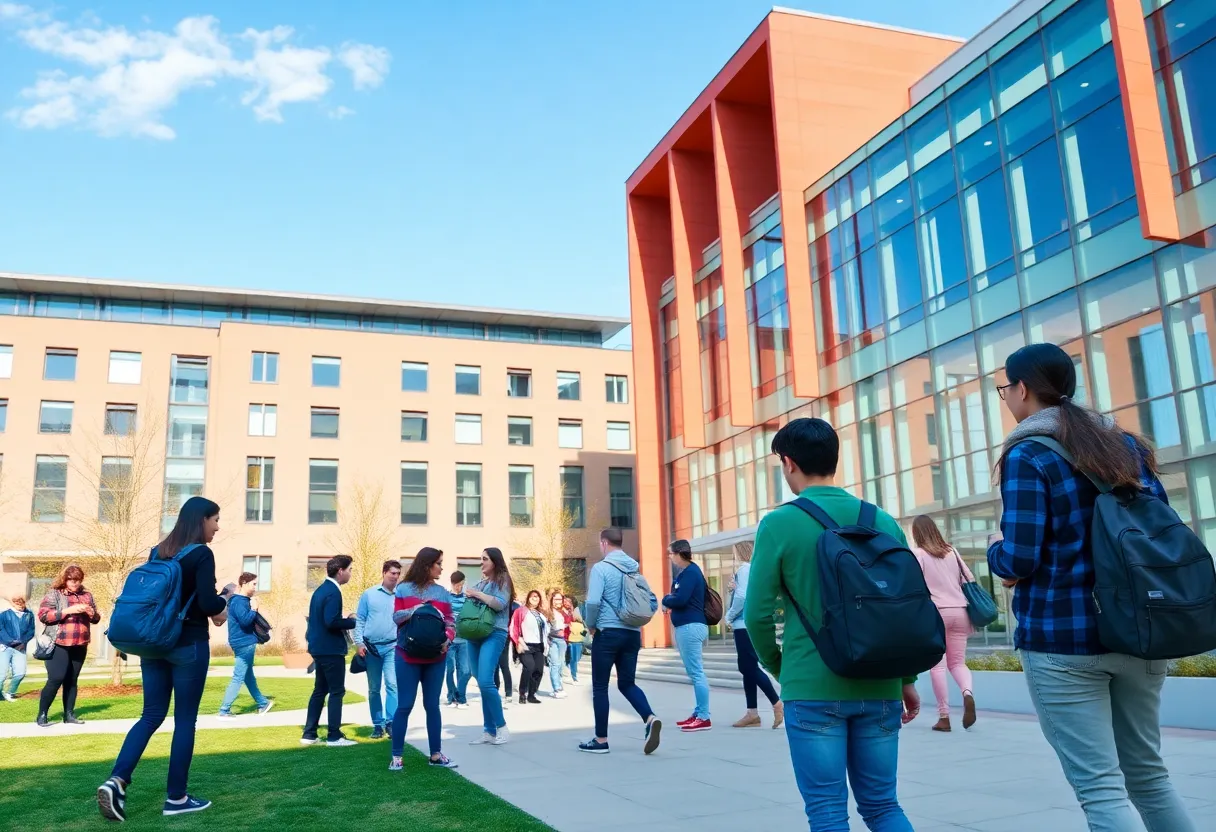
328, 481, 403, 613
258, 565, 307, 647
511, 490, 601, 600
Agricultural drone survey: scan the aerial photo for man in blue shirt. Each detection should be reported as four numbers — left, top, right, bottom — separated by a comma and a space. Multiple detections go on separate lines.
355, 559, 402, 740
217, 574, 273, 718
0, 595, 35, 701
662, 539, 711, 732
445, 570, 472, 708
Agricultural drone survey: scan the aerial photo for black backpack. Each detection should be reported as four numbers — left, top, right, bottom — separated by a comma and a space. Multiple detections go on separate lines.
252, 612, 272, 645
783, 498, 945, 679
398, 602, 448, 660
1025, 437, 1216, 660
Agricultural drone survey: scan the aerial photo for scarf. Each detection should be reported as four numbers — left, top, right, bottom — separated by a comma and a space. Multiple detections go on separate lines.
999, 406, 1063, 461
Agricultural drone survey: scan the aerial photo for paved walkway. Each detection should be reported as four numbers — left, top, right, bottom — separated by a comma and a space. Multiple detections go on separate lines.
5, 667, 1216, 831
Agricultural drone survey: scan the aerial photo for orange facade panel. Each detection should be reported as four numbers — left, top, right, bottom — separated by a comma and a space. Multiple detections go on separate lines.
667, 152, 709, 450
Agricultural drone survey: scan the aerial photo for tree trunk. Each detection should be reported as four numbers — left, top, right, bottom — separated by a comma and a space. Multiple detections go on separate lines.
111, 651, 124, 686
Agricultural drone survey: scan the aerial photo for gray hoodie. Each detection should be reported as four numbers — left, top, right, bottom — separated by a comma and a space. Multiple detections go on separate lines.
585, 549, 657, 633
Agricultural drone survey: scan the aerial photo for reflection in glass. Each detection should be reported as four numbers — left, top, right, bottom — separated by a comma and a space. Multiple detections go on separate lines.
1043, 0, 1110, 78
1007, 138, 1069, 256
977, 313, 1025, 375
993, 33, 1047, 113
1157, 38, 1216, 194
1001, 88, 1055, 161
908, 103, 950, 171
1081, 256, 1159, 332
949, 71, 994, 142
873, 136, 910, 197
963, 171, 1014, 278
880, 224, 922, 319
914, 152, 958, 215
1053, 45, 1119, 128
956, 124, 1001, 189
876, 182, 914, 238
1027, 289, 1083, 344
1061, 99, 1136, 226
919, 198, 968, 299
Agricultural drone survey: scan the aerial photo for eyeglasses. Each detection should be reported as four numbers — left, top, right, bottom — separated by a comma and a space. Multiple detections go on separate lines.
996, 382, 1017, 400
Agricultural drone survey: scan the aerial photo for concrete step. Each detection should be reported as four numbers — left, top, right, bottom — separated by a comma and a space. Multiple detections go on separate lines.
633, 647, 776, 692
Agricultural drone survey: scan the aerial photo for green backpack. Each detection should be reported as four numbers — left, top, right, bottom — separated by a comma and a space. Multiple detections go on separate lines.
456, 599, 496, 641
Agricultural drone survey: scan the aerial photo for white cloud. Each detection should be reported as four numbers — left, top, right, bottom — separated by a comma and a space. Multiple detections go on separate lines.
328, 105, 354, 120
3, 11, 390, 138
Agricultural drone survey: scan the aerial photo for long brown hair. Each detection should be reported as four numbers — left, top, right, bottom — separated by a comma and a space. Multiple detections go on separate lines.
732, 540, 754, 563
403, 547, 443, 587
524, 589, 544, 611
911, 516, 951, 558
51, 563, 85, 591
483, 547, 515, 602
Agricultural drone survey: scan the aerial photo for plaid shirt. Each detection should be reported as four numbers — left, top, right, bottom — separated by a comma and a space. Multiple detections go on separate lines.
39, 588, 101, 648
987, 439, 1166, 655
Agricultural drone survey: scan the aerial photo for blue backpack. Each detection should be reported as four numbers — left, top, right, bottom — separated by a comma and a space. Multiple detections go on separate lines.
106, 544, 200, 658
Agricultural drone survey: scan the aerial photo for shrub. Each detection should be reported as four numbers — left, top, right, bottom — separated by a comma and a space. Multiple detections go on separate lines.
966, 653, 1023, 672
965, 652, 1216, 677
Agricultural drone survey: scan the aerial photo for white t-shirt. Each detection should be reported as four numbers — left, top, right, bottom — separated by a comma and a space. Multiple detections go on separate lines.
521, 609, 545, 644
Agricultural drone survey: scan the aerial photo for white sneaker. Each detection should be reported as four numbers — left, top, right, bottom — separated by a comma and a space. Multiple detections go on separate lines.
216, 712, 237, 721
326, 737, 357, 747
1, 692, 15, 702
469, 732, 494, 745
455, 703, 470, 710
553, 690, 568, 699
566, 678, 581, 686
491, 727, 510, 745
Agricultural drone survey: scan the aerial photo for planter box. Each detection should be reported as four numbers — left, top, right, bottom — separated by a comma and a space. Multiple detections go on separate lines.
282, 652, 312, 670
917, 670, 1216, 731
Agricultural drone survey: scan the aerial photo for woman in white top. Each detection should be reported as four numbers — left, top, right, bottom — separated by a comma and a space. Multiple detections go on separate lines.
508, 591, 548, 705
725, 541, 783, 729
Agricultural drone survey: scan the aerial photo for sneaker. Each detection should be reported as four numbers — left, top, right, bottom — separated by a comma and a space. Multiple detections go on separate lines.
644, 718, 662, 755
567, 678, 581, 685
1, 692, 15, 702
445, 700, 459, 708
676, 715, 697, 727
455, 702, 470, 710
370, 726, 385, 740
429, 754, 459, 769
389, 756, 403, 772
469, 732, 494, 745
579, 739, 610, 754
258, 700, 275, 715
162, 795, 211, 816
327, 737, 357, 747
681, 718, 712, 733
490, 726, 510, 746
552, 690, 568, 699
97, 777, 126, 823
216, 712, 237, 721
526, 695, 542, 705
300, 735, 319, 745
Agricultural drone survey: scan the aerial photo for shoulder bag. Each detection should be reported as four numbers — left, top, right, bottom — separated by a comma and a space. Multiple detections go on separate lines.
955, 549, 999, 628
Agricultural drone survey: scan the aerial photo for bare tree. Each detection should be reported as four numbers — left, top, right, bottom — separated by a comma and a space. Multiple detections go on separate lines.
511, 489, 601, 600
328, 481, 404, 613
257, 564, 306, 647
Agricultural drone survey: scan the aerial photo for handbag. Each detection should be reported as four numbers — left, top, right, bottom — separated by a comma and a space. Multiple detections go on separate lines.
955, 550, 999, 628
33, 590, 63, 661
251, 612, 272, 645
456, 599, 497, 641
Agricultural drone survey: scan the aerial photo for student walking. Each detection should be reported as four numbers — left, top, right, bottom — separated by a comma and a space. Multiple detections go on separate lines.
98, 497, 230, 821
547, 590, 570, 698
912, 515, 977, 733
746, 418, 922, 830
0, 595, 34, 701
301, 556, 357, 747
389, 548, 458, 771
579, 528, 662, 755
466, 547, 513, 746
663, 540, 711, 732
354, 559, 403, 739
510, 590, 549, 704
724, 541, 782, 729
444, 570, 472, 708
36, 564, 101, 727
988, 343, 1196, 832
217, 572, 274, 719
564, 597, 585, 684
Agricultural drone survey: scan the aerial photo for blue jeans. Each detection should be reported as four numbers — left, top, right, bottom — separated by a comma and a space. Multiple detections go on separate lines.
1021, 650, 1196, 832
392, 654, 445, 757
112, 639, 210, 800
548, 638, 566, 692
218, 645, 269, 714
445, 640, 471, 704
468, 629, 508, 736
364, 642, 398, 727
784, 699, 909, 831
569, 642, 583, 681
591, 628, 653, 739
674, 622, 710, 719
0, 645, 27, 696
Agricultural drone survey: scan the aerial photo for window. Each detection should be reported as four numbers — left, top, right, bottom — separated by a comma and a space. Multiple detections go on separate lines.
508, 416, 533, 446
455, 413, 482, 444
43, 348, 77, 381
393, 462, 427, 525
880, 224, 922, 317
32, 455, 67, 522
606, 375, 629, 403
108, 351, 141, 384
557, 371, 581, 401
401, 361, 428, 392
508, 465, 534, 526
456, 464, 482, 526
248, 404, 277, 437
306, 557, 331, 591
308, 460, 338, 524
312, 356, 340, 388
246, 457, 275, 522
1044, 0, 1110, 78
170, 356, 209, 404
242, 555, 273, 590
162, 459, 204, 534
252, 352, 279, 383
949, 71, 994, 143
39, 400, 73, 434
401, 411, 428, 442
98, 456, 132, 522
310, 407, 340, 439
0, 399, 6, 432
0, 345, 11, 378
104, 404, 136, 436
1158, 36, 1216, 195
993, 29, 1047, 114
609, 467, 635, 528
507, 369, 532, 398
919, 198, 968, 298
558, 419, 583, 449
560, 466, 585, 528
963, 171, 1014, 283
1060, 99, 1136, 234
1007, 138, 1069, 258
607, 421, 632, 451
455, 365, 481, 395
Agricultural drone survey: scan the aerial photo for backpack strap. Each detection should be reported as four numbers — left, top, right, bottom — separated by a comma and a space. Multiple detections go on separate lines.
857, 501, 878, 528
787, 497, 839, 530
1020, 436, 1114, 494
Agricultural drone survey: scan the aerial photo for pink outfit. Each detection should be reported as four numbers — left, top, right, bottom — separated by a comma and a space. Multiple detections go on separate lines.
913, 547, 975, 717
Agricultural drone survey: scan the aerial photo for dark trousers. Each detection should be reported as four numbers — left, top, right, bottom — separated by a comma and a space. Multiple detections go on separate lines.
392, 655, 445, 757
592, 628, 653, 738
39, 644, 88, 715
112, 640, 209, 799
303, 654, 347, 739
493, 640, 513, 697
519, 643, 545, 698
734, 628, 780, 709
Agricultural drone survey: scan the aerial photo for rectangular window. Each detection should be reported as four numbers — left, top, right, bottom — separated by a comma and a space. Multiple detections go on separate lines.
401, 361, 428, 392
162, 459, 205, 534
312, 356, 341, 388
0, 399, 6, 432
248, 404, 277, 437
607, 421, 632, 451
104, 404, 136, 437
308, 460, 338, 524
508, 465, 534, 527
252, 352, 279, 384
98, 456, 132, 522
0, 345, 11, 378
507, 369, 532, 398
310, 406, 340, 439
557, 371, 581, 401
32, 455, 68, 522
401, 411, 428, 442
170, 356, 210, 404
560, 466, 585, 528
609, 467, 635, 529
508, 416, 533, 446
993, 30, 1047, 114
401, 462, 428, 525
246, 457, 275, 523
306, 557, 330, 591
456, 463, 482, 526
242, 555, 273, 590
43, 348, 77, 381
606, 374, 629, 403
455, 413, 482, 444
455, 365, 481, 395
108, 351, 141, 384
559, 419, 583, 449
39, 400, 73, 434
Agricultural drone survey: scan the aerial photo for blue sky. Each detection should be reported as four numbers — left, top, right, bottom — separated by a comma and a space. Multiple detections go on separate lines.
0, 1, 1013, 321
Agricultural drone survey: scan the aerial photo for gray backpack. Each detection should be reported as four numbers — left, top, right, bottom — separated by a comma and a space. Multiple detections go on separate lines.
605, 562, 656, 628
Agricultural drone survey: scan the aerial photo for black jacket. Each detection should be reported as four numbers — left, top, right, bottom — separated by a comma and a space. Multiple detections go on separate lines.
306, 580, 355, 656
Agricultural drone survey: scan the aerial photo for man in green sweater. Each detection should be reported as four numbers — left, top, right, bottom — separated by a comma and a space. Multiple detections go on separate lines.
745, 417, 921, 831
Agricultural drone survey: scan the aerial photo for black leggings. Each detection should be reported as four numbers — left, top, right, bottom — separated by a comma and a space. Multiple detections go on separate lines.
734, 629, 780, 710
519, 644, 545, 699
493, 640, 513, 697
40, 644, 88, 715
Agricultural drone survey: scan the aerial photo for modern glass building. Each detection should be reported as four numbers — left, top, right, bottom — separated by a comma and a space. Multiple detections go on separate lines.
626, 0, 1216, 646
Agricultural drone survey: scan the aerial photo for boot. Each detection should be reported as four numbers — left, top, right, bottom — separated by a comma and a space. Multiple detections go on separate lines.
36, 712, 49, 727
932, 716, 952, 732
519, 694, 527, 705
962, 693, 977, 730
64, 711, 85, 725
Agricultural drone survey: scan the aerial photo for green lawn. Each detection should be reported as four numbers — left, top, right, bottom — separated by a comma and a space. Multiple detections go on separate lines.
209, 655, 285, 667
0, 727, 552, 831
1, 678, 362, 723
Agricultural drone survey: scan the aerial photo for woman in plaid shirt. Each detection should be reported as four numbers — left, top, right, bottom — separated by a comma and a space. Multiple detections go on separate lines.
35, 563, 100, 727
